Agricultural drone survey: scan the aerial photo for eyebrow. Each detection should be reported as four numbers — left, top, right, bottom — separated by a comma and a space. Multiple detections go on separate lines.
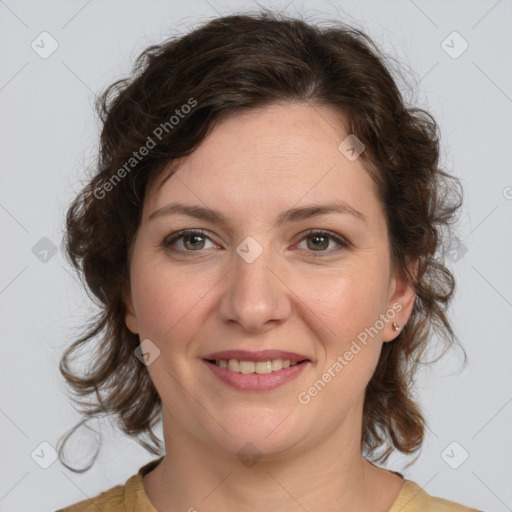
149, 201, 367, 227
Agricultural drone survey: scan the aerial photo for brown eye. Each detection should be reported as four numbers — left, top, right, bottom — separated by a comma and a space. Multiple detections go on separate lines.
306, 233, 330, 251
182, 233, 206, 250
297, 230, 349, 256
163, 230, 215, 252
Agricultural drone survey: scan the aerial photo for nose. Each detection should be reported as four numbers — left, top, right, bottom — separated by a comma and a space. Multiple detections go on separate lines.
217, 243, 292, 333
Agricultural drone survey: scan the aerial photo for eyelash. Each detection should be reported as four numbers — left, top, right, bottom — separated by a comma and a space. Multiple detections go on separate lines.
162, 229, 350, 257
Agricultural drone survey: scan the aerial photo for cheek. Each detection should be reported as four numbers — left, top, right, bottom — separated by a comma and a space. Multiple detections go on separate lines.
295, 263, 389, 401
130, 257, 218, 343
299, 263, 389, 344
302, 273, 385, 411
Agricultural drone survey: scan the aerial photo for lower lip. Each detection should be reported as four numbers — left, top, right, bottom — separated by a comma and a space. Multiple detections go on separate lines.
203, 360, 309, 391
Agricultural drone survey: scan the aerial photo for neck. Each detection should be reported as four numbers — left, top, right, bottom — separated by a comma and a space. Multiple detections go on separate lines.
143, 406, 403, 512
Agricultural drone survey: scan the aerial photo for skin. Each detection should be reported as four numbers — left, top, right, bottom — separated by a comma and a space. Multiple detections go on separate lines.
124, 101, 417, 512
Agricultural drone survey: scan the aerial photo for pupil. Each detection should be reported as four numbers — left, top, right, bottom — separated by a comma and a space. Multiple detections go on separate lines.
185, 235, 204, 250
309, 235, 328, 250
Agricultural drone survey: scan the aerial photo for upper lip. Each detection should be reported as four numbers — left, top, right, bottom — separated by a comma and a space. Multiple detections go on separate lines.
202, 350, 310, 363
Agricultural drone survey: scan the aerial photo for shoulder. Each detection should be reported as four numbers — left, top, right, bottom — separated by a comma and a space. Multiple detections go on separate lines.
55, 482, 125, 511
389, 480, 485, 512
55, 457, 163, 512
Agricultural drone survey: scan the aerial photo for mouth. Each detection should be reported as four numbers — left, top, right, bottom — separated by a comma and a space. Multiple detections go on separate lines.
203, 357, 308, 374
201, 350, 311, 391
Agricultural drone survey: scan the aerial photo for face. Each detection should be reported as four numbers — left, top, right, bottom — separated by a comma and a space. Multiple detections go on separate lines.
124, 102, 415, 460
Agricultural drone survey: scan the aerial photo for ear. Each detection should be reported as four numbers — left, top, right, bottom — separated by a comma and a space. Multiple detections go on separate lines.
383, 259, 417, 342
122, 283, 139, 334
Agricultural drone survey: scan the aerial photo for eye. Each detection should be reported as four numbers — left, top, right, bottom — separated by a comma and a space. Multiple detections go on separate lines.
295, 230, 350, 256
162, 229, 350, 256
162, 229, 217, 252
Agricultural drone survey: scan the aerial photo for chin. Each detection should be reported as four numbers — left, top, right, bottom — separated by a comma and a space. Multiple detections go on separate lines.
201, 410, 307, 462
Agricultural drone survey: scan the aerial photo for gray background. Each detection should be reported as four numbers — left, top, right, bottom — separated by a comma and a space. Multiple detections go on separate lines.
1, 1, 511, 511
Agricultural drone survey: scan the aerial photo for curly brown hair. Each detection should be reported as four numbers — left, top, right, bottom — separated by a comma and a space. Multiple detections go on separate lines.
58, 10, 464, 472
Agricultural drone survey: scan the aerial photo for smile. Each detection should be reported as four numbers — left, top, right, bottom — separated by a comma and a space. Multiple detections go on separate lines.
209, 358, 301, 374
203, 358, 310, 391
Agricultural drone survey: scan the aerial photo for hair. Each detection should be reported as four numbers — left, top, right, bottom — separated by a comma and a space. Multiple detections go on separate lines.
58, 10, 464, 472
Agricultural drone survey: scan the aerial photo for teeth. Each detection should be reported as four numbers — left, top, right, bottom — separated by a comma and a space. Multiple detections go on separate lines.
240, 361, 255, 374
215, 358, 299, 374
271, 359, 282, 371
256, 361, 272, 374
228, 359, 240, 372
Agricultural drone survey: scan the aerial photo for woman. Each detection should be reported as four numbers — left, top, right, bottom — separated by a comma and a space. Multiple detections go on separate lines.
56, 11, 482, 512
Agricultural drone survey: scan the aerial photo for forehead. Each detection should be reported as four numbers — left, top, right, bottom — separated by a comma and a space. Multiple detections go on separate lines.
145, 102, 382, 222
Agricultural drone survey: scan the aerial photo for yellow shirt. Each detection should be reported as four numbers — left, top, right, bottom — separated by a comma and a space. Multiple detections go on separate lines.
56, 457, 484, 511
